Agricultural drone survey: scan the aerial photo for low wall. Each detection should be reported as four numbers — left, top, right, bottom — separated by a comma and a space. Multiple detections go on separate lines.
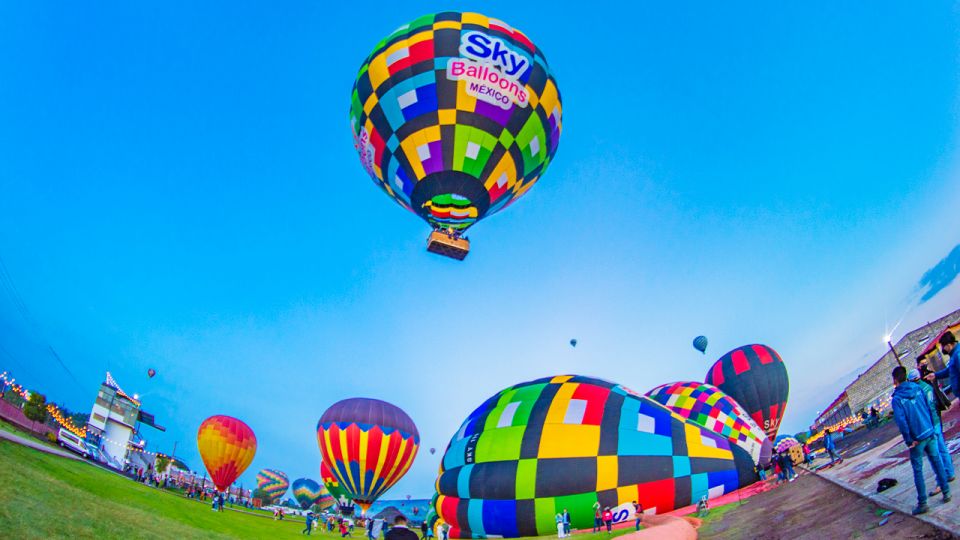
0, 399, 56, 437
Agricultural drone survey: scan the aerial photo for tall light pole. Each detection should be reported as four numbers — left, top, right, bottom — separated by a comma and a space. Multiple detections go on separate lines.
885, 335, 904, 368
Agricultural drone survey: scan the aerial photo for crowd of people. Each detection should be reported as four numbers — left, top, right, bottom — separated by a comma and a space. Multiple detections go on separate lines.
890, 331, 958, 515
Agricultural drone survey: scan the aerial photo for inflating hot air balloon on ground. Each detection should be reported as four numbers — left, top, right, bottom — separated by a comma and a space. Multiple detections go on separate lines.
433, 375, 757, 538
350, 12, 563, 260
197, 415, 257, 492
706, 344, 789, 440
774, 436, 800, 453
292, 478, 328, 510
645, 381, 772, 466
255, 469, 290, 504
317, 398, 420, 513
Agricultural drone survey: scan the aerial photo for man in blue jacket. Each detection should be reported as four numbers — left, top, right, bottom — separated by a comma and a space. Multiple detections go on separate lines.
892, 366, 951, 514
823, 429, 841, 464
928, 331, 959, 400
909, 369, 956, 485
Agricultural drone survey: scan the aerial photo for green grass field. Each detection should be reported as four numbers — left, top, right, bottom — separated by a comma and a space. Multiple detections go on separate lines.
0, 437, 727, 539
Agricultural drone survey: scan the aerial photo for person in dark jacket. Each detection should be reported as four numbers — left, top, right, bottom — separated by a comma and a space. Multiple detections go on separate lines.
909, 369, 956, 484
384, 516, 419, 540
892, 366, 951, 514
928, 332, 960, 401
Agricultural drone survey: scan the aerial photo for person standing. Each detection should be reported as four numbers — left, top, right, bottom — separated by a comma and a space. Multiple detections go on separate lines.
555, 513, 565, 538
303, 513, 314, 535
592, 502, 601, 533
892, 365, 951, 515
632, 501, 643, 531
823, 429, 842, 464
910, 369, 956, 485
420, 520, 428, 540
601, 507, 613, 533
562, 508, 570, 536
929, 332, 960, 401
385, 516, 420, 540
782, 452, 797, 481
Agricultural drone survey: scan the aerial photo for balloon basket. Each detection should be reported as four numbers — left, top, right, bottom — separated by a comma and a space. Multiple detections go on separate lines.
426, 231, 469, 260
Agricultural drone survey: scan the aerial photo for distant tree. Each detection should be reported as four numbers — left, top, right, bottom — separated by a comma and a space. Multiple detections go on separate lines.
156, 455, 172, 475
252, 488, 271, 504
795, 432, 809, 444
22, 392, 47, 425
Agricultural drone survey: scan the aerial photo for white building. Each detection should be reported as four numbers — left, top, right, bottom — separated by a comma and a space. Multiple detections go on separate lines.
86, 372, 163, 469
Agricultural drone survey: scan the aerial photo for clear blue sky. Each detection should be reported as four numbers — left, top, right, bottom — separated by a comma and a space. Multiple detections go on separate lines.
1, 2, 959, 497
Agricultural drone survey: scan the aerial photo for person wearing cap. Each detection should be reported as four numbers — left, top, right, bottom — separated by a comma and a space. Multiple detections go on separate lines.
927, 331, 960, 402
909, 368, 956, 484
892, 365, 951, 514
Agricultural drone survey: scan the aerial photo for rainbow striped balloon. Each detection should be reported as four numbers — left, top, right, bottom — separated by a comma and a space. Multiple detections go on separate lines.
317, 398, 419, 512
292, 478, 328, 510
197, 415, 257, 492
255, 469, 289, 503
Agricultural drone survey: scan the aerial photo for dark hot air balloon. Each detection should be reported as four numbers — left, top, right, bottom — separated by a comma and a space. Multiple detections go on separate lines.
147, 368, 156, 378
705, 344, 789, 440
349, 12, 563, 260
692, 336, 708, 354
569, 339, 577, 348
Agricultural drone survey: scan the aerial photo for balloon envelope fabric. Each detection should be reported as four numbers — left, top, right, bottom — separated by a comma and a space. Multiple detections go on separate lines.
705, 344, 789, 440
645, 381, 772, 466
434, 375, 757, 538
197, 415, 257, 492
350, 11, 563, 232
774, 436, 800, 453
317, 398, 420, 511
255, 469, 290, 503
292, 478, 327, 510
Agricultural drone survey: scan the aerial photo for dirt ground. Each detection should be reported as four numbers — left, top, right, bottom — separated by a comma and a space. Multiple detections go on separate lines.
697, 473, 956, 540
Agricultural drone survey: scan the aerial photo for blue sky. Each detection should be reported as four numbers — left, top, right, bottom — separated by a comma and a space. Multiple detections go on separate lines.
1, 2, 959, 497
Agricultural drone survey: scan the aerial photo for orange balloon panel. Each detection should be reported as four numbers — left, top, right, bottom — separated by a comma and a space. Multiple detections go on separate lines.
197, 415, 257, 492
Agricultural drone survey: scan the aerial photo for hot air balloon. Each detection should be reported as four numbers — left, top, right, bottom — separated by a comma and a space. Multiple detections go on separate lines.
692, 336, 708, 354
705, 344, 789, 440
197, 415, 257, 492
429, 447, 436, 455
349, 12, 563, 260
321, 461, 354, 514
317, 398, 420, 513
569, 339, 577, 348
774, 436, 799, 453
255, 469, 290, 503
433, 375, 757, 538
147, 368, 156, 378
645, 381, 772, 466
292, 478, 328, 510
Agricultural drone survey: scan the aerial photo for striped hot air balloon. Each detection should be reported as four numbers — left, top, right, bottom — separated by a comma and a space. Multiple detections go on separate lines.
706, 344, 790, 440
197, 415, 257, 492
255, 469, 289, 503
317, 398, 420, 513
292, 478, 328, 510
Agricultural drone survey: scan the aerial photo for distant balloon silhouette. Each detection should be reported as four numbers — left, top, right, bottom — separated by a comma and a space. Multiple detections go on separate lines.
570, 339, 577, 348
147, 368, 156, 378
429, 448, 436, 455
693, 336, 708, 354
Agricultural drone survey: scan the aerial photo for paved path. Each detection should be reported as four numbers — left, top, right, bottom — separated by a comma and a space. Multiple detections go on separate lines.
0, 427, 82, 460
813, 413, 960, 534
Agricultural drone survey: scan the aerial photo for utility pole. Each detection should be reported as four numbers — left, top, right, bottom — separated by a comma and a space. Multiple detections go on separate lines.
887, 339, 904, 368
171, 441, 177, 459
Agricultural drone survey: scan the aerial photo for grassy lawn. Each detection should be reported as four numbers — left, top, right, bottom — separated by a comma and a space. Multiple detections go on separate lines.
0, 436, 744, 540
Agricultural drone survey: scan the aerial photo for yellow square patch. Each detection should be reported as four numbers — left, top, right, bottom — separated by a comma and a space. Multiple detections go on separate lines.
597, 455, 618, 491
538, 424, 599, 458
433, 21, 462, 31
438, 109, 457, 125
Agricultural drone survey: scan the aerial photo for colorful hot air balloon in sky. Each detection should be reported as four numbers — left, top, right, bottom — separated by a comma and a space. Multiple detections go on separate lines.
705, 344, 789, 440
350, 12, 563, 259
645, 381, 772, 466
434, 375, 757, 538
197, 415, 257, 492
692, 336, 708, 354
147, 368, 156, 378
292, 478, 327, 510
317, 398, 420, 513
255, 469, 290, 503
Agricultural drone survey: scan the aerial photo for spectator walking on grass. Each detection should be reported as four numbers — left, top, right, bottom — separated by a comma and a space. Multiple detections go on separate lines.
892, 365, 951, 515
303, 513, 314, 535
601, 507, 613, 533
